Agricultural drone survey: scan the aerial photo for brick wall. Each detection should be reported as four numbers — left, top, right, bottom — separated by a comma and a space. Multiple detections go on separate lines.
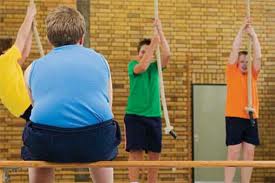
1, 0, 275, 182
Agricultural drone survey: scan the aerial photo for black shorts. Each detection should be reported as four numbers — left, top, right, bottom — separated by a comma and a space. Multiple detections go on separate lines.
124, 114, 162, 153
21, 120, 121, 163
225, 117, 260, 146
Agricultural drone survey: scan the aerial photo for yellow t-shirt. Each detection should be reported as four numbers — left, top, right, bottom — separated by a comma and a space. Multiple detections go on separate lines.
0, 45, 31, 117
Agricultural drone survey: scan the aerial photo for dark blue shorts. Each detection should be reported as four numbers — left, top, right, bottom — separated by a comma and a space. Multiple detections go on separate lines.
226, 117, 260, 146
21, 119, 121, 163
124, 114, 162, 153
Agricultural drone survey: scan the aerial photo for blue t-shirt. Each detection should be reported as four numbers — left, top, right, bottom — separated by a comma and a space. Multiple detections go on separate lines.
29, 45, 113, 128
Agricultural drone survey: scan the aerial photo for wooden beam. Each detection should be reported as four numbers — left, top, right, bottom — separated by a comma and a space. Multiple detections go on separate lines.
0, 161, 275, 168
0, 169, 3, 183
77, 0, 90, 48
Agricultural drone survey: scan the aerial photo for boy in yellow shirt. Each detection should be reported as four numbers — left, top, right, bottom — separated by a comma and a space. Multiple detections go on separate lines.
0, 4, 36, 118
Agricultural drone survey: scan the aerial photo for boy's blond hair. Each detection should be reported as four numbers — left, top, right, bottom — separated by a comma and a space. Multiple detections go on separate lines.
46, 6, 85, 47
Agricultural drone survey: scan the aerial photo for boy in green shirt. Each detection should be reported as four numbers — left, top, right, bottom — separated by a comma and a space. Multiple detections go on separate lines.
124, 18, 171, 183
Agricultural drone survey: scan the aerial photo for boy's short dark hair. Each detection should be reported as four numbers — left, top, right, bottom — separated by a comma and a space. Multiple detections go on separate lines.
238, 50, 248, 56
137, 38, 151, 52
0, 38, 13, 55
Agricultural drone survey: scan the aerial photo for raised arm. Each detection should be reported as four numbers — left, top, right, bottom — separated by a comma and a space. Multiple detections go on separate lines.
245, 25, 262, 72
228, 18, 249, 65
18, 31, 33, 66
154, 18, 171, 68
134, 31, 160, 74
15, 4, 36, 57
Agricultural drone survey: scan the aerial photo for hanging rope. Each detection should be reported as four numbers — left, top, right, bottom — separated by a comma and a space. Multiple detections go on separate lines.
29, 0, 44, 56
245, 0, 255, 126
154, 0, 176, 139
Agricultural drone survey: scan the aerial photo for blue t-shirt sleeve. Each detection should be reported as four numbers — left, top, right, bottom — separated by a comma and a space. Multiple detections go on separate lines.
29, 61, 37, 90
99, 54, 111, 79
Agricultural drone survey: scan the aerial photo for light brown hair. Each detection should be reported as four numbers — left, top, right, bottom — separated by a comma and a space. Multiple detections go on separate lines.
46, 6, 86, 47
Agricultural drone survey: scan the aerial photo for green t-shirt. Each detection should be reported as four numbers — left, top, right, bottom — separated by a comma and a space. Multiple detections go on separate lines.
125, 60, 162, 117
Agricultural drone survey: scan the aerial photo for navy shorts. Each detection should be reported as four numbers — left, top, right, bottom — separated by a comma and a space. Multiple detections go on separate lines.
124, 114, 162, 153
21, 119, 121, 163
226, 117, 260, 146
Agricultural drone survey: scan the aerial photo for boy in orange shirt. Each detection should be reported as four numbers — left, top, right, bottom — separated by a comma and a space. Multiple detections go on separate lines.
224, 17, 261, 183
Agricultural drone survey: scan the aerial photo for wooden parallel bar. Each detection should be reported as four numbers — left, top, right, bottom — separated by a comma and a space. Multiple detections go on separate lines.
9, 170, 187, 176
0, 161, 275, 168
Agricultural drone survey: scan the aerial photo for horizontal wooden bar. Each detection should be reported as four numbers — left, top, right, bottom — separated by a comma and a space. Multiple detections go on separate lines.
0, 161, 275, 168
